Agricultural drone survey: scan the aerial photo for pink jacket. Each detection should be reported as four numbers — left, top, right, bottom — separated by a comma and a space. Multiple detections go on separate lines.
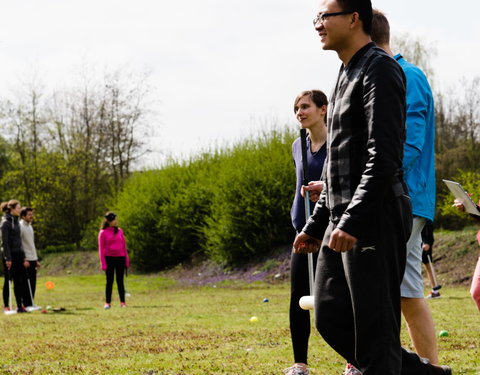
98, 227, 130, 271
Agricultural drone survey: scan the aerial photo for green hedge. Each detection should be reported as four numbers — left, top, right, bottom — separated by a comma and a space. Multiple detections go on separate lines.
113, 153, 222, 271
40, 243, 77, 255
203, 129, 296, 265
111, 128, 297, 270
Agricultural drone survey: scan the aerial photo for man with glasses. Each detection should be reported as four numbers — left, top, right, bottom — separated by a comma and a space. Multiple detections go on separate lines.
293, 0, 451, 374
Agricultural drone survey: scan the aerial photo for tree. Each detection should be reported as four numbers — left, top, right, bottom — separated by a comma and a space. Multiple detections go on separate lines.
0, 65, 153, 248
99, 70, 150, 192
0, 74, 46, 204
392, 33, 437, 83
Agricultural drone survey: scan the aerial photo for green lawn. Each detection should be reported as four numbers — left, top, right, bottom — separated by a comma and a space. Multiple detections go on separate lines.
0, 275, 478, 375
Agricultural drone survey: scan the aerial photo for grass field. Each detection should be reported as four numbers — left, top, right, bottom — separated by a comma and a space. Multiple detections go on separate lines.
0, 274, 479, 375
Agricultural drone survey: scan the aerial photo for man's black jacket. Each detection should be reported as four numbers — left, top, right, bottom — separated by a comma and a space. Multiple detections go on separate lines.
303, 42, 407, 241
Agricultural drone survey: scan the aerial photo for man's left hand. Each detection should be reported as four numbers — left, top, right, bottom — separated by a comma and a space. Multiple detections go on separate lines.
328, 228, 357, 252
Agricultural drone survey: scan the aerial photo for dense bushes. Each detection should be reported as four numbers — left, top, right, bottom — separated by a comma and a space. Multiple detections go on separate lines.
112, 128, 297, 270
203, 130, 296, 265
112, 165, 216, 272
436, 170, 480, 229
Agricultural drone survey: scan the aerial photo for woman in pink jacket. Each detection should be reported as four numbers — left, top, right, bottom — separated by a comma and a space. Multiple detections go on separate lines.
453, 198, 480, 311
98, 212, 130, 309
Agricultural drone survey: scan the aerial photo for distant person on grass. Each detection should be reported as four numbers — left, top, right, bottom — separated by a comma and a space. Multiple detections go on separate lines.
292, 0, 451, 373
20, 207, 40, 308
1, 202, 10, 311
98, 212, 130, 309
1, 200, 28, 313
453, 197, 480, 311
421, 221, 442, 298
284, 90, 328, 375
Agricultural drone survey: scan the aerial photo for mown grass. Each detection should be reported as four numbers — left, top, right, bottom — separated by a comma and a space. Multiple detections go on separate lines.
0, 275, 478, 375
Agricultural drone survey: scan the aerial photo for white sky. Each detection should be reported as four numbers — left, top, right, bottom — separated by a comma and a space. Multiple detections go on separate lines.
0, 0, 478, 166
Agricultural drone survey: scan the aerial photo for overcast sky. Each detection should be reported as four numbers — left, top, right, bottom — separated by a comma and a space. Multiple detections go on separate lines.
0, 0, 478, 166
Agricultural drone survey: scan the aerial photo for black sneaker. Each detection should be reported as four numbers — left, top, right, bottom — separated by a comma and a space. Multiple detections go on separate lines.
430, 365, 452, 375
426, 291, 441, 299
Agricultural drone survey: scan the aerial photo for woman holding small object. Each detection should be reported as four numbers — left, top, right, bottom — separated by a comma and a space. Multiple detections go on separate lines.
1, 200, 28, 313
284, 90, 327, 375
453, 198, 480, 311
2, 202, 10, 312
98, 212, 130, 309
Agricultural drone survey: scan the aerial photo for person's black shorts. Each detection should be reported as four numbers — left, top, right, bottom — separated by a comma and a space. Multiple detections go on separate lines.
422, 248, 432, 264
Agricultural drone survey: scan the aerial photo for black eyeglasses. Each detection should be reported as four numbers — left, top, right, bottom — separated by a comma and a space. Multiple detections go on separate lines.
313, 11, 354, 26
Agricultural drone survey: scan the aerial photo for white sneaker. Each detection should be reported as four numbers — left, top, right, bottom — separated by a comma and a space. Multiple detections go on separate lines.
283, 364, 309, 375
344, 364, 362, 375
104, 303, 111, 309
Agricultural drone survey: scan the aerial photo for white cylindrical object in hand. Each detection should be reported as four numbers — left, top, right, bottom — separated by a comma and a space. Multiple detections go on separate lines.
299, 295, 314, 310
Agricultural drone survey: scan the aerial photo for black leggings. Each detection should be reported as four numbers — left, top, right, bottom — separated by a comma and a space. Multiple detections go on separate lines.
289, 250, 318, 364
105, 256, 126, 304
3, 258, 8, 307
2, 257, 26, 308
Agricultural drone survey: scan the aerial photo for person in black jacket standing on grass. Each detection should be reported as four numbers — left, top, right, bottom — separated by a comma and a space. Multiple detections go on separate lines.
1, 199, 28, 313
292, 0, 451, 374
1, 202, 10, 311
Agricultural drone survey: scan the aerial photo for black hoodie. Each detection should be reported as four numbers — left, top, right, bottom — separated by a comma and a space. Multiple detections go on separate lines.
1, 213, 25, 262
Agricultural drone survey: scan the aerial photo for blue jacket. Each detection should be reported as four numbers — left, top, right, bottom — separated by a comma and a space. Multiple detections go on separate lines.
395, 54, 435, 221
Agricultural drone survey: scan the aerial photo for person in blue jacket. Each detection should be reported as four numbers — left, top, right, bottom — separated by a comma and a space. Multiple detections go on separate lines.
372, 8, 438, 366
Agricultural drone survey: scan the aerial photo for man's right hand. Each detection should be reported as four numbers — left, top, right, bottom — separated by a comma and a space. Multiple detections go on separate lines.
5, 261, 12, 270
293, 232, 322, 254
